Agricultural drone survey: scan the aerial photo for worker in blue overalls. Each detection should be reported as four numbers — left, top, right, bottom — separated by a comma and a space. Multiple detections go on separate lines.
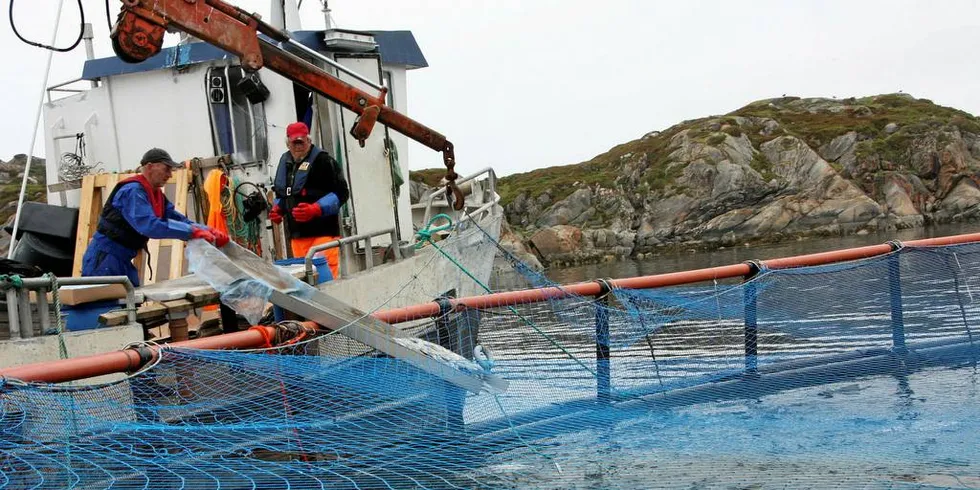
81, 148, 229, 287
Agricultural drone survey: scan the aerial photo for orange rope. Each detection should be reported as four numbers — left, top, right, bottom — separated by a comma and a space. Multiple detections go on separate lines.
248, 325, 273, 348
203, 169, 229, 234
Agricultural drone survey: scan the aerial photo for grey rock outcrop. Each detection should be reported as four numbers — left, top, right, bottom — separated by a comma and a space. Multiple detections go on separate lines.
500, 94, 980, 266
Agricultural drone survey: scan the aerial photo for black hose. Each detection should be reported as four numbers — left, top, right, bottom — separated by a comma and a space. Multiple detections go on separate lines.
9, 0, 86, 52
105, 0, 114, 33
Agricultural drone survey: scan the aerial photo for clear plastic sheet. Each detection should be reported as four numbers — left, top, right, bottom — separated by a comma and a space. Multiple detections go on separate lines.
185, 240, 313, 325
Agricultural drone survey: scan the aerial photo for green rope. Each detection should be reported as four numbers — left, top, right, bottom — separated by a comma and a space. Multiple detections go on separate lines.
45, 273, 68, 360
414, 215, 597, 378
221, 175, 262, 253
415, 216, 566, 472
413, 216, 583, 470
415, 214, 454, 248
0, 274, 24, 290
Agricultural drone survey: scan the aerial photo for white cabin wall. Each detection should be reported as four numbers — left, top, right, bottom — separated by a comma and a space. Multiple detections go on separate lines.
108, 65, 214, 169
386, 67, 414, 240
43, 86, 120, 206
258, 67, 299, 184
335, 56, 395, 245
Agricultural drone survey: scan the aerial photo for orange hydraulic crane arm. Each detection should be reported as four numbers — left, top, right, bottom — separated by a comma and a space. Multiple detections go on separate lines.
111, 0, 463, 209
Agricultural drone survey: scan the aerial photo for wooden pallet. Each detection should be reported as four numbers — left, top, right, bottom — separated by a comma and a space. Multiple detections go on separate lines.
71, 169, 194, 285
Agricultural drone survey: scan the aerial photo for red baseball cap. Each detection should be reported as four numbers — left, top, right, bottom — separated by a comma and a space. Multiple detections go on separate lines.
286, 122, 310, 141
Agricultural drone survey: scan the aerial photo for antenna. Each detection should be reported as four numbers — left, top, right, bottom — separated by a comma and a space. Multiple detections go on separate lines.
322, 0, 335, 29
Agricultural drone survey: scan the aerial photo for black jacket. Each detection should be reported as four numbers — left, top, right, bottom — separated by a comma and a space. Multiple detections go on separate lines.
273, 146, 350, 238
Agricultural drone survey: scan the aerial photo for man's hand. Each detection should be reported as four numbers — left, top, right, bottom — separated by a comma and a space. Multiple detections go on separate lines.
269, 204, 283, 224
190, 226, 216, 243
211, 228, 230, 247
291, 202, 322, 223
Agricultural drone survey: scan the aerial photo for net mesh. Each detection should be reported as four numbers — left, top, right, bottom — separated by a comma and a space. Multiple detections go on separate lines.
2, 222, 979, 489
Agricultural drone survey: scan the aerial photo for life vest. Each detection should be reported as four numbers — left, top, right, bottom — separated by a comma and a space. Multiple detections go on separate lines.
96, 175, 167, 251
273, 146, 342, 237
274, 146, 323, 206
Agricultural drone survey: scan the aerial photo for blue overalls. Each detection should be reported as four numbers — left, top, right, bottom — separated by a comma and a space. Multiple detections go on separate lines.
81, 181, 195, 287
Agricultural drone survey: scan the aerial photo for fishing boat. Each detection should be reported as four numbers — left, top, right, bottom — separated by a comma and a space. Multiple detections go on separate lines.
1, 1, 978, 488
1, 0, 503, 370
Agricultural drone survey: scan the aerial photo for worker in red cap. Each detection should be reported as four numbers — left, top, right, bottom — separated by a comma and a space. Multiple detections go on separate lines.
269, 122, 349, 279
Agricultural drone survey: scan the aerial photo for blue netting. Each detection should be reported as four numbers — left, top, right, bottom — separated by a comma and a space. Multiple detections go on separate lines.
2, 229, 980, 488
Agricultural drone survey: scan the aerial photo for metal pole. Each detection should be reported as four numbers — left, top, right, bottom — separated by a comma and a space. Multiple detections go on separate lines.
364, 236, 373, 269
304, 229, 397, 283
342, 242, 352, 278
6, 290, 21, 340
595, 279, 611, 404
742, 261, 763, 373
8, 0, 68, 259
82, 23, 97, 88
38, 287, 51, 335
284, 38, 385, 92
744, 282, 758, 373
18, 291, 34, 339
888, 249, 907, 353
389, 230, 402, 260
225, 66, 239, 154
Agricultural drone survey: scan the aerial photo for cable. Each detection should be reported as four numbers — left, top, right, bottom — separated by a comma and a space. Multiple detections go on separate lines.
232, 181, 263, 200
58, 134, 103, 182
221, 175, 263, 254
9, 0, 85, 52
105, 0, 113, 33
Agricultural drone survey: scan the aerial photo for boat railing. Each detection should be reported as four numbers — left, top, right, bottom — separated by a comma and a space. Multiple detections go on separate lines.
303, 228, 401, 285
420, 166, 499, 226
3, 276, 137, 340
46, 77, 91, 103
303, 167, 502, 285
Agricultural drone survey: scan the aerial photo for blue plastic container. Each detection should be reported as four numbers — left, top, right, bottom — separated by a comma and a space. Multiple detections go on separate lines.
273, 257, 332, 322
60, 300, 122, 332
274, 256, 332, 284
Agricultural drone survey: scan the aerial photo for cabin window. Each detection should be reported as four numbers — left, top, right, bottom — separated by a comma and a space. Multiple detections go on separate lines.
206, 66, 269, 164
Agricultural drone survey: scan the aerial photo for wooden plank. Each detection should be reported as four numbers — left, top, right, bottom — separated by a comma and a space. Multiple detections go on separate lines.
136, 301, 168, 321
93, 173, 113, 188
98, 286, 219, 327
169, 167, 190, 279
47, 179, 84, 192
134, 249, 146, 281
267, 190, 284, 260
98, 310, 130, 327
98, 300, 168, 326
189, 159, 207, 223
186, 288, 220, 304
163, 298, 196, 315
71, 175, 97, 276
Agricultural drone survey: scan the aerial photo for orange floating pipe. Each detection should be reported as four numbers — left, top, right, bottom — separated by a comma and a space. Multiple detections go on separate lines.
6, 232, 980, 384
1, 326, 278, 384
375, 232, 980, 324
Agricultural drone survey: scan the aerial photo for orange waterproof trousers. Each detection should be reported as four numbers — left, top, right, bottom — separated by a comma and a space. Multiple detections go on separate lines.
290, 236, 341, 280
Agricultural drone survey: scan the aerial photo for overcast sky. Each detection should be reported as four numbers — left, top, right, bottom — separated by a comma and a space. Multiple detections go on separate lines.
3, 0, 980, 176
